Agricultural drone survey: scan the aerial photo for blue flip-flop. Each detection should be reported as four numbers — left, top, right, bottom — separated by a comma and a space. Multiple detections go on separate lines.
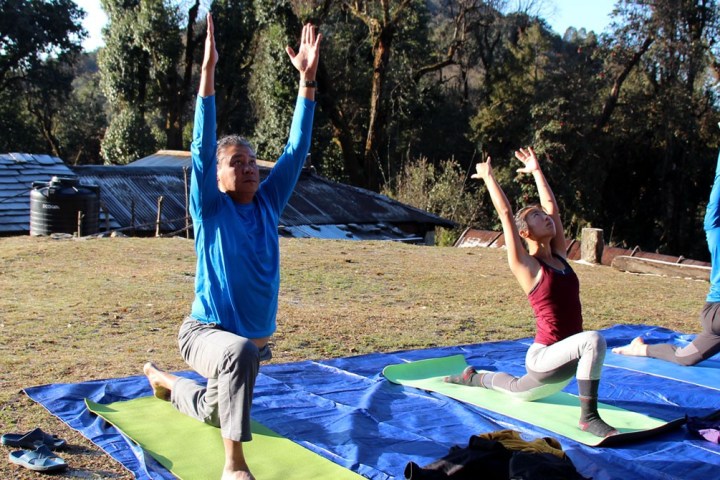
8, 445, 68, 472
1, 427, 66, 450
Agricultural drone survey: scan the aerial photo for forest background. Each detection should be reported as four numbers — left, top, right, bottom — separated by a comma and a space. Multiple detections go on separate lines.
1, 0, 719, 258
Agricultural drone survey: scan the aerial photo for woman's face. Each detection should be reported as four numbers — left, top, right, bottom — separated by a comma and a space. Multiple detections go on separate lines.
521, 207, 555, 240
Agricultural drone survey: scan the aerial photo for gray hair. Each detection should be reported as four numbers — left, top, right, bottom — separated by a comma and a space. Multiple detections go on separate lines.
216, 135, 255, 164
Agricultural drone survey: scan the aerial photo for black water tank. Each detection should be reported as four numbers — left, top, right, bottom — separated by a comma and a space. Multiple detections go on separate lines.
30, 176, 100, 236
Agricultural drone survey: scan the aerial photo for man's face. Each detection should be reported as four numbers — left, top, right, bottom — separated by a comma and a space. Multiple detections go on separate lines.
217, 144, 259, 201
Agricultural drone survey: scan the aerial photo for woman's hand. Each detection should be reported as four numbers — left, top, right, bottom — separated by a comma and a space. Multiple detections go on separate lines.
514, 147, 540, 174
471, 157, 494, 181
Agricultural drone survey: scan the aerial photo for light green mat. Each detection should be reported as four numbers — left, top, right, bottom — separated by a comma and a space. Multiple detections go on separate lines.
382, 354, 684, 447
86, 397, 364, 480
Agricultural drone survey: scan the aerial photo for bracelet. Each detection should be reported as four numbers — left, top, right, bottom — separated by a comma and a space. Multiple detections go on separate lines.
301, 80, 318, 88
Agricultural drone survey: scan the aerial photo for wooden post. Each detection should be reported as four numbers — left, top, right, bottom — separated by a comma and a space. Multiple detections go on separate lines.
102, 202, 110, 233
581, 228, 604, 264
131, 199, 136, 235
155, 196, 164, 237
77, 211, 83, 237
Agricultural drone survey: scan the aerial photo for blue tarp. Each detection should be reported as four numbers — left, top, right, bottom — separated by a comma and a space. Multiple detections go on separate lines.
25, 324, 720, 479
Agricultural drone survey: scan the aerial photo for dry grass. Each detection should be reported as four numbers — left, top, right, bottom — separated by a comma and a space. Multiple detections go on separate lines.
0, 235, 707, 478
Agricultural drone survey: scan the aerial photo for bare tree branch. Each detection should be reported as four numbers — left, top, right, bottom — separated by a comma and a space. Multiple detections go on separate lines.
595, 36, 654, 131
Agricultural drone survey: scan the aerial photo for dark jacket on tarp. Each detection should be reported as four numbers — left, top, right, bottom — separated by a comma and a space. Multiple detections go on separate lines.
404, 429, 589, 480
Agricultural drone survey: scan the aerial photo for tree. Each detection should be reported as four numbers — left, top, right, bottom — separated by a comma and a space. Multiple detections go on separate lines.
0, 0, 85, 156
596, 0, 720, 257
211, 0, 256, 138
20, 57, 75, 158
344, 0, 415, 190
99, 0, 155, 163
56, 52, 108, 165
0, 0, 85, 94
99, 0, 203, 163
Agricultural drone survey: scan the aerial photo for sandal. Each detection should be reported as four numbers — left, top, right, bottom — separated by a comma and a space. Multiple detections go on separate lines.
1, 428, 67, 450
8, 445, 68, 472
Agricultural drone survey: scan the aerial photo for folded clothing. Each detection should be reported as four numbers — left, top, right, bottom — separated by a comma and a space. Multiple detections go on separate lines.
686, 411, 720, 443
404, 429, 588, 480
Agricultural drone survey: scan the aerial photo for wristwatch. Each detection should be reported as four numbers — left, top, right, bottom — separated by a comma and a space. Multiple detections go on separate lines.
302, 80, 318, 88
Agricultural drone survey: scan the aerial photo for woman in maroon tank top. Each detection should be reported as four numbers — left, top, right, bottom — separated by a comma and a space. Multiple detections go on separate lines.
445, 147, 617, 438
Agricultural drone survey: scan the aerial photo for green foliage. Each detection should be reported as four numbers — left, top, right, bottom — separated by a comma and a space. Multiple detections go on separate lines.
0, 0, 85, 156
98, 0, 150, 108
382, 156, 482, 245
212, 0, 256, 137
0, 89, 46, 153
100, 108, 157, 164
0, 0, 85, 93
99, 0, 198, 158
248, 20, 296, 157
470, 19, 552, 157
589, 0, 720, 257
55, 77, 107, 164
297, 2, 371, 181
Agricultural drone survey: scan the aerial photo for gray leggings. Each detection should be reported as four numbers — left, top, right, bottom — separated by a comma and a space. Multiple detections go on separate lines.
171, 317, 272, 442
488, 330, 607, 401
647, 302, 720, 366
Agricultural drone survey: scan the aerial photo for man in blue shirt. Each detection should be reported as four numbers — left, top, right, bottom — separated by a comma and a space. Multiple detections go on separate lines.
143, 13, 321, 480
613, 146, 720, 366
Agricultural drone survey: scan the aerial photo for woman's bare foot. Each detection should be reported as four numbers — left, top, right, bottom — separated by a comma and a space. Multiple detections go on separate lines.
143, 362, 175, 401
612, 337, 648, 357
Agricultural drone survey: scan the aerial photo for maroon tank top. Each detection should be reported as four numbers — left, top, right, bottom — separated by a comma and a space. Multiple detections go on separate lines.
528, 255, 583, 345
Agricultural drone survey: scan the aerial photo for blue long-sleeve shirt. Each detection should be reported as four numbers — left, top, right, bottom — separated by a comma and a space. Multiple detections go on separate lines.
189, 95, 316, 337
704, 149, 720, 302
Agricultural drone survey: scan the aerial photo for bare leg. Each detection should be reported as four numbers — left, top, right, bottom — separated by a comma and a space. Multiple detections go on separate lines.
143, 362, 178, 401
145, 362, 255, 478
221, 438, 255, 480
611, 337, 649, 357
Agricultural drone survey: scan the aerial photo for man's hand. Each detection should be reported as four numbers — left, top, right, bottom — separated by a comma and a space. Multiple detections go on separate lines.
515, 147, 540, 174
202, 13, 218, 72
286, 23, 322, 80
471, 157, 493, 181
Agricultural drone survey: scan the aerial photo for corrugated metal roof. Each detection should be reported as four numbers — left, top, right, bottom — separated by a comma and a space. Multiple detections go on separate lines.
70, 164, 454, 237
2, 150, 455, 239
0, 153, 76, 233
72, 166, 190, 233
279, 223, 425, 243
127, 150, 191, 168
288, 172, 455, 228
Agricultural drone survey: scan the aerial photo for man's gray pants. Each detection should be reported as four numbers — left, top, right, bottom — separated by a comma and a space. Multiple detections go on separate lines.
171, 317, 272, 442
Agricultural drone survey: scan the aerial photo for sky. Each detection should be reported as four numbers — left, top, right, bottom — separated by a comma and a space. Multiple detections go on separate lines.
73, 0, 618, 52
543, 0, 618, 35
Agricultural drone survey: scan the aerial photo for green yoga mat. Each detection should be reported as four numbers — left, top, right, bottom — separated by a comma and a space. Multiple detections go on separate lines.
382, 355, 684, 447
86, 397, 364, 480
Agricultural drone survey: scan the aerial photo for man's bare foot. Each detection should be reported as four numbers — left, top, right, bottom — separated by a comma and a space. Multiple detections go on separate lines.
143, 362, 173, 401
612, 337, 648, 357
221, 468, 255, 480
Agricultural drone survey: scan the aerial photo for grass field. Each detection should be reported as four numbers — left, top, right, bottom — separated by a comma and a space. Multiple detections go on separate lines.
0, 235, 708, 479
